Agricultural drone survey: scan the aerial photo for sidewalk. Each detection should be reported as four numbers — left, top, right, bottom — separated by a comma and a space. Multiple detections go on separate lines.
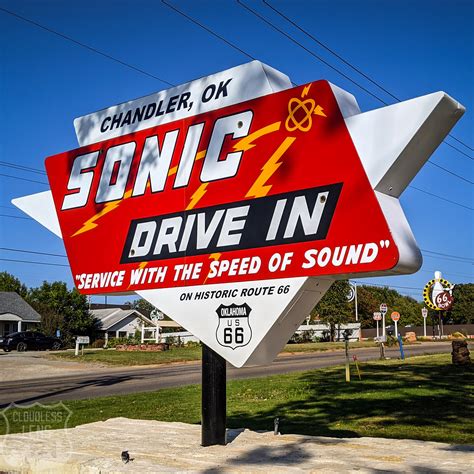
0, 418, 472, 473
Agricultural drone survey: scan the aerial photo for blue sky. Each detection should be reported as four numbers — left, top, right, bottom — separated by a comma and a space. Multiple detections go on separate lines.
0, 0, 472, 304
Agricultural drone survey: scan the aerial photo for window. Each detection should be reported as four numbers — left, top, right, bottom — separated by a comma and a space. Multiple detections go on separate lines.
118, 331, 127, 338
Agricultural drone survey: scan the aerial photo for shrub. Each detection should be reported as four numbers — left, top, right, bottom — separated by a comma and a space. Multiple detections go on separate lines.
105, 337, 130, 348
91, 338, 105, 348
385, 335, 398, 347
185, 341, 201, 347
288, 330, 317, 344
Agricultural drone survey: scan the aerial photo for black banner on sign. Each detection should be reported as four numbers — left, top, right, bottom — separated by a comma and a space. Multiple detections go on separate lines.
121, 183, 342, 264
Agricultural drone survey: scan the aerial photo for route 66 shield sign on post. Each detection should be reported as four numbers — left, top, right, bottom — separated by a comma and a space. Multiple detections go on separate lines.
216, 303, 252, 350
13, 60, 464, 367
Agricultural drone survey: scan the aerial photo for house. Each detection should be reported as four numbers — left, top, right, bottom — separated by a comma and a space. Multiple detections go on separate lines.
91, 308, 184, 344
0, 292, 41, 336
91, 308, 152, 342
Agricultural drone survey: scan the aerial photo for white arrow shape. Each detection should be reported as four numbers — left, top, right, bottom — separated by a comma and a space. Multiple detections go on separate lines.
12, 68, 464, 367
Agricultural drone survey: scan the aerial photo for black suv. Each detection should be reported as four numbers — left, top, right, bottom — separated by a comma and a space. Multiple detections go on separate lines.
0, 331, 61, 352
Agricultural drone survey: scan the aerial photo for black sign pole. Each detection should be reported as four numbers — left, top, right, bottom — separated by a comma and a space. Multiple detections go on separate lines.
201, 344, 226, 446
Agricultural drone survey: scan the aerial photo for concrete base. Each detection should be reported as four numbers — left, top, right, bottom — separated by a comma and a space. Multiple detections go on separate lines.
0, 418, 472, 473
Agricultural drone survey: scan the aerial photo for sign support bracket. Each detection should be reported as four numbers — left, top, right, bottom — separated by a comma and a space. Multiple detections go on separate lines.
201, 344, 227, 446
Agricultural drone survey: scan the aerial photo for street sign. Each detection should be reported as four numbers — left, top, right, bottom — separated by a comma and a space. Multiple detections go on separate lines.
380, 303, 388, 314
391, 311, 400, 322
421, 307, 428, 337
150, 309, 165, 321
76, 336, 89, 344
347, 284, 356, 302
13, 61, 464, 368
373, 312, 382, 321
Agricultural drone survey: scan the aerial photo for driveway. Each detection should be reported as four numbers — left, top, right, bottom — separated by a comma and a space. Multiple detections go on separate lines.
0, 350, 103, 381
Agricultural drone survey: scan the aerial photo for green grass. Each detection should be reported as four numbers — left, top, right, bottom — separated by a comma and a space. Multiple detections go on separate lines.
49, 341, 377, 366
49, 346, 203, 366
2, 354, 473, 444
283, 340, 377, 352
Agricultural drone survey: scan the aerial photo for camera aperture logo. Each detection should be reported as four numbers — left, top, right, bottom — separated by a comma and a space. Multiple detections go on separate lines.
0, 402, 73, 467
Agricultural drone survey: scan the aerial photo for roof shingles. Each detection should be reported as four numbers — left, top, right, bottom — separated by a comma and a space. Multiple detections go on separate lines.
0, 292, 41, 322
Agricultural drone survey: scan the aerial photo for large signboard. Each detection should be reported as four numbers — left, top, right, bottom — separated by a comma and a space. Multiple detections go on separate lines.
13, 61, 464, 367
45, 81, 398, 294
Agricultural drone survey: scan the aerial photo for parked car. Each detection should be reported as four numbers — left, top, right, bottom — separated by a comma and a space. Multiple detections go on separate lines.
0, 331, 61, 352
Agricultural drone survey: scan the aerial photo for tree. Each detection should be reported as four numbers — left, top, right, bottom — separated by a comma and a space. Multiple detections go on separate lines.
36, 303, 63, 338
356, 285, 423, 328
125, 298, 171, 320
312, 280, 352, 341
0, 272, 28, 297
28, 281, 99, 346
450, 283, 473, 324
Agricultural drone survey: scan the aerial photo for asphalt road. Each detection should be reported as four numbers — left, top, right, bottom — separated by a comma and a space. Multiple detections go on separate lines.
0, 342, 452, 406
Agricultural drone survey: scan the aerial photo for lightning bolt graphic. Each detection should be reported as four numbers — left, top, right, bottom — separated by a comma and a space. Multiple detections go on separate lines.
301, 84, 312, 98
72, 150, 207, 237
246, 137, 296, 199
127, 261, 149, 289
313, 105, 326, 117
233, 122, 281, 152
72, 189, 134, 237
186, 183, 208, 210
203, 252, 222, 284
302, 83, 326, 117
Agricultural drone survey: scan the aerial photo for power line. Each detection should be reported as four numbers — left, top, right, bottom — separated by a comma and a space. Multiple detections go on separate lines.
407, 186, 473, 211
0, 161, 46, 175
426, 161, 473, 185
161, 0, 255, 61
421, 269, 473, 279
442, 141, 474, 161
423, 254, 474, 264
0, 247, 67, 258
0, 173, 48, 186
239, 1, 473, 165
2, 2, 471, 164
447, 134, 474, 152
262, 0, 474, 158
236, 0, 387, 103
160, 1, 473, 202
421, 249, 474, 262
356, 281, 423, 291
0, 258, 69, 268
0, 6, 174, 87
0, 3, 470, 212
0, 214, 32, 221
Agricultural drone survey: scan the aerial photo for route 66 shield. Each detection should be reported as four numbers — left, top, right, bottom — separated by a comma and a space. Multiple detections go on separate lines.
216, 303, 252, 350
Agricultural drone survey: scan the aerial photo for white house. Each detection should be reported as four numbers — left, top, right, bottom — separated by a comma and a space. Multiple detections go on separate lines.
91, 308, 153, 342
0, 292, 41, 336
91, 308, 187, 344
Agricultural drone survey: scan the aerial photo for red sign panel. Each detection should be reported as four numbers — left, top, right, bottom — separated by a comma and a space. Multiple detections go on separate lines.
46, 81, 399, 294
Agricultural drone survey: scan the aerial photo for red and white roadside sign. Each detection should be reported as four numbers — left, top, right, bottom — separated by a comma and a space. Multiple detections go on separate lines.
44, 80, 398, 295
391, 311, 400, 322
373, 312, 382, 321
380, 303, 388, 314
13, 61, 464, 367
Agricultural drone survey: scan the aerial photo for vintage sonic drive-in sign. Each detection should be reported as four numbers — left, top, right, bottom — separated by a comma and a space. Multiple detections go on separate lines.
14, 61, 464, 367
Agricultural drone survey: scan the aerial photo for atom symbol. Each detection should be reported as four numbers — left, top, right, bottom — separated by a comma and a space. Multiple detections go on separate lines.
285, 97, 316, 132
